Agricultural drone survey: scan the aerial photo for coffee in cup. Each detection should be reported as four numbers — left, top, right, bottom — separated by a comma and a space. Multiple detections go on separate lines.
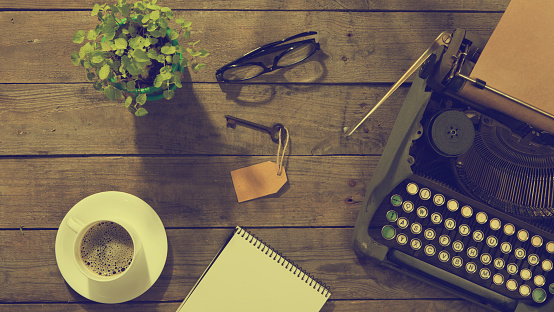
79, 221, 134, 277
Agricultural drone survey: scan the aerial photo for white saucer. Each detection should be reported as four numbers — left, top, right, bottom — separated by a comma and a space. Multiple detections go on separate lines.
55, 191, 168, 303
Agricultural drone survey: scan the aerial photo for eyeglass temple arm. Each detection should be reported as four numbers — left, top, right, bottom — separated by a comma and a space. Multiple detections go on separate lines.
344, 31, 452, 137
230, 31, 318, 65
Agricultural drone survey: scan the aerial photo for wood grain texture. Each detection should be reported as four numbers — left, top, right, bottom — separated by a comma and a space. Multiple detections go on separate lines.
0, 300, 487, 312
0, 228, 485, 311
1, 11, 500, 84
0, 156, 374, 228
0, 84, 404, 156
0, 0, 510, 12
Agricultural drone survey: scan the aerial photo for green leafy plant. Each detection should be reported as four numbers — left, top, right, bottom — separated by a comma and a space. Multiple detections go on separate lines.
71, 0, 209, 116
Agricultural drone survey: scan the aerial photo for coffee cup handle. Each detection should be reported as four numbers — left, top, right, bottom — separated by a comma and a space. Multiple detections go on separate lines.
66, 217, 85, 234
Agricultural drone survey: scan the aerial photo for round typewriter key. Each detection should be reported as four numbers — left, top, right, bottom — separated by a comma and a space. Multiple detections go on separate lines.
528, 254, 540, 266
459, 224, 470, 236
466, 262, 477, 274
430, 212, 442, 224
406, 182, 419, 195
518, 229, 529, 242
520, 285, 531, 297
480, 268, 491, 280
486, 236, 498, 248
549, 283, 554, 294
532, 288, 547, 304
444, 218, 456, 230
504, 223, 515, 236
507, 263, 518, 275
480, 253, 492, 265
397, 233, 408, 245
424, 228, 436, 240
506, 279, 518, 291
473, 230, 484, 243
532, 235, 543, 248
461, 205, 473, 218
535, 275, 546, 287
416, 206, 428, 218
433, 194, 445, 206
467, 246, 478, 258
452, 240, 464, 253
447, 199, 459, 212
397, 217, 409, 229
411, 222, 422, 235
410, 238, 422, 250
475, 212, 488, 224
452, 256, 463, 268
500, 242, 512, 254
546, 241, 554, 253
542, 259, 553, 272
391, 194, 403, 207
403, 201, 414, 213
419, 188, 431, 200
424, 244, 436, 256
489, 218, 501, 231
514, 248, 526, 260
382, 225, 396, 240
493, 273, 504, 285
439, 250, 450, 262
386, 210, 399, 222
520, 268, 532, 281
439, 235, 451, 247
494, 258, 505, 270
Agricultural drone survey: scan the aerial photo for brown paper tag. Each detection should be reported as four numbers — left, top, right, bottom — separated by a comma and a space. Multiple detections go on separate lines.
230, 161, 287, 203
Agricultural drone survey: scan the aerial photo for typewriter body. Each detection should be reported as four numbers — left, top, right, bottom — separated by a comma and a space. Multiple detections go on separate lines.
353, 29, 554, 312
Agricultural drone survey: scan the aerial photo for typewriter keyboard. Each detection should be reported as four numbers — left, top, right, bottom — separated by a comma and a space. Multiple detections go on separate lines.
372, 176, 554, 305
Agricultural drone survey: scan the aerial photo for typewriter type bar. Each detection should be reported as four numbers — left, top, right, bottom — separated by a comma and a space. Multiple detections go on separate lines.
353, 29, 554, 312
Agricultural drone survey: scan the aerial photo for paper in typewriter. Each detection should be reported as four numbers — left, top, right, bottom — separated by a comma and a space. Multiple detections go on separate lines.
471, 0, 554, 116
176, 227, 330, 312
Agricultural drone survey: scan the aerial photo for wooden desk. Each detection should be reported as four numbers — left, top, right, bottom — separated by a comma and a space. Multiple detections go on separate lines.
0, 1, 507, 311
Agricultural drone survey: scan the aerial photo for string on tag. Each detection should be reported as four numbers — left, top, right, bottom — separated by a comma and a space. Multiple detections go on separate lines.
276, 127, 289, 176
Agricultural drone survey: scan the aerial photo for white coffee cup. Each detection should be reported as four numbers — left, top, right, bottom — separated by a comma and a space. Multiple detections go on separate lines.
66, 217, 143, 282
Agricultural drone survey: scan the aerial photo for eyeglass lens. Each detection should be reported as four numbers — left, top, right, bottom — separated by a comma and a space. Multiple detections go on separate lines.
222, 42, 317, 81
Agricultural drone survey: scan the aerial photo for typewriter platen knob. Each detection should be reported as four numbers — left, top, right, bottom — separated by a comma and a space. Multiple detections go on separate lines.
427, 110, 475, 157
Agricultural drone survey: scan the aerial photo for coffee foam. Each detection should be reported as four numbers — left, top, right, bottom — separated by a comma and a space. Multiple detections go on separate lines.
80, 221, 134, 277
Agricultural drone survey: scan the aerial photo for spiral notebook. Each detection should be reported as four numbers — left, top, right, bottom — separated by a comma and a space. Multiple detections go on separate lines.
176, 226, 331, 312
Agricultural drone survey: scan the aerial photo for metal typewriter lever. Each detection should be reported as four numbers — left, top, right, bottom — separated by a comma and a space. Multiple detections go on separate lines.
345, 31, 453, 137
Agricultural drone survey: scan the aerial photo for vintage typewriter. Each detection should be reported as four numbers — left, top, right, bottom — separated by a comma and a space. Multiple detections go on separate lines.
352, 28, 554, 312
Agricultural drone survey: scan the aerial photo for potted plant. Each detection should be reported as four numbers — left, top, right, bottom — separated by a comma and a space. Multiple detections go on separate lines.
71, 0, 209, 116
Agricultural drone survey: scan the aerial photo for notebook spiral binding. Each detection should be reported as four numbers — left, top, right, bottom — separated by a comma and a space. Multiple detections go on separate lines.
236, 227, 331, 298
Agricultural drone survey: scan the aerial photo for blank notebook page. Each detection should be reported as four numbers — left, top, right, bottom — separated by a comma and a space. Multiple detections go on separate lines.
177, 227, 330, 312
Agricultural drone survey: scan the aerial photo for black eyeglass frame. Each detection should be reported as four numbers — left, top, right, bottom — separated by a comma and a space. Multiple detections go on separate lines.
215, 31, 320, 82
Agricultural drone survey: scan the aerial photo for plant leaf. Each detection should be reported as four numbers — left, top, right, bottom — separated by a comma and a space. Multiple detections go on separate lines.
86, 29, 97, 41
90, 51, 105, 64
199, 49, 210, 57
114, 38, 128, 49
126, 81, 136, 91
71, 52, 80, 66
135, 107, 148, 117
173, 74, 182, 88
104, 85, 116, 101
193, 63, 206, 71
169, 29, 179, 41
125, 96, 133, 108
161, 45, 176, 55
98, 64, 110, 80
132, 49, 150, 62
73, 30, 85, 43
136, 93, 147, 105
150, 10, 160, 21
91, 3, 101, 16
163, 89, 175, 100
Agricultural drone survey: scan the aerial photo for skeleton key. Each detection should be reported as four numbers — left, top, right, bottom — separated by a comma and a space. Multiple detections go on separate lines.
225, 115, 286, 143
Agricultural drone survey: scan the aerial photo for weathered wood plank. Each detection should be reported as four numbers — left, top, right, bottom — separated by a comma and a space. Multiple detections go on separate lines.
0, 156, 374, 228
1, 11, 500, 84
0, 84, 404, 156
0, 299, 487, 312
0, 0, 509, 12
0, 228, 485, 311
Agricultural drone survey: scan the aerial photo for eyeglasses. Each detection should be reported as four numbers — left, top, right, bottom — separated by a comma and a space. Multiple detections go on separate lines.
216, 31, 320, 82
